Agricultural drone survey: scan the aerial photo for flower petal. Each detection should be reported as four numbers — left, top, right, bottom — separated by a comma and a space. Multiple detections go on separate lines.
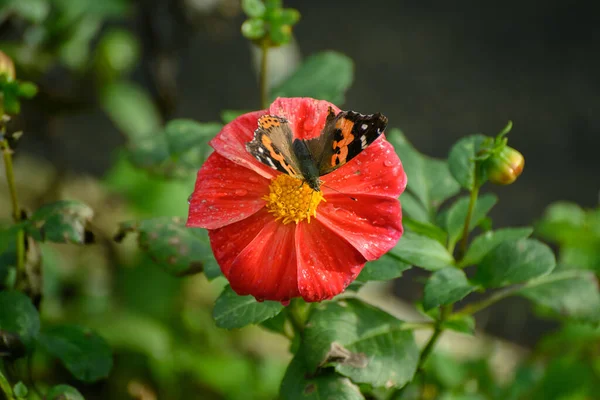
269, 97, 341, 140
209, 110, 278, 179
187, 153, 269, 229
211, 210, 300, 302
321, 137, 407, 199
316, 194, 403, 261
295, 220, 367, 302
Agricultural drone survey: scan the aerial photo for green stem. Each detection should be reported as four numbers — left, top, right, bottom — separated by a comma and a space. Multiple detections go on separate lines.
259, 40, 269, 109
417, 305, 450, 370
1, 130, 25, 286
0, 366, 15, 400
457, 183, 480, 260
286, 299, 307, 337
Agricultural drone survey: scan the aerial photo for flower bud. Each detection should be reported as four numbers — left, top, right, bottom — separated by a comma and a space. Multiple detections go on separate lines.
0, 50, 15, 81
484, 146, 524, 185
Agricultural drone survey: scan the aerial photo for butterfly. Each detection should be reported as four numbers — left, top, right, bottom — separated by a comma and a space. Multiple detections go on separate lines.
246, 107, 388, 192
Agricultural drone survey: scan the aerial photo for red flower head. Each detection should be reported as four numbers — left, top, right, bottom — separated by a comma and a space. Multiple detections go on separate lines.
187, 98, 407, 303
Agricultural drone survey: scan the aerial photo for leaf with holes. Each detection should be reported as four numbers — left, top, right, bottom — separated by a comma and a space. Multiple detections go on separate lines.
37, 325, 112, 383
302, 299, 419, 389
115, 217, 220, 278
271, 51, 353, 105
280, 355, 365, 400
23, 201, 94, 244
474, 239, 556, 288
213, 285, 284, 329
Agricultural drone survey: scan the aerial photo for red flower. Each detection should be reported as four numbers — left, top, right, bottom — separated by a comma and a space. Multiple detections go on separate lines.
187, 98, 407, 303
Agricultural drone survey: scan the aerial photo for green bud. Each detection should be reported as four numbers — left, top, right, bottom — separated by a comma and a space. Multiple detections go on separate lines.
484, 146, 524, 185
269, 23, 292, 45
17, 81, 38, 98
241, 18, 267, 40
273, 8, 300, 25
242, 0, 266, 18
0, 50, 15, 80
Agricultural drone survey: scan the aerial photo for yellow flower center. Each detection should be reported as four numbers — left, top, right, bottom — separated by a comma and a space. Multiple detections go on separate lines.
263, 175, 325, 224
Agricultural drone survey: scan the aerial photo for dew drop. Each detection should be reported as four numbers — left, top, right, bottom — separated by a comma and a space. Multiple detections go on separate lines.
187, 193, 193, 204
384, 159, 394, 167
235, 189, 248, 196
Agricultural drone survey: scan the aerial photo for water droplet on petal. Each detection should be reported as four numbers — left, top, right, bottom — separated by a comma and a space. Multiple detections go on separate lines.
187, 194, 193, 204
384, 159, 394, 167
281, 299, 290, 307
235, 189, 248, 196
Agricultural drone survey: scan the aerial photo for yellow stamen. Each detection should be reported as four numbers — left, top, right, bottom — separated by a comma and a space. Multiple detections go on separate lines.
263, 175, 325, 224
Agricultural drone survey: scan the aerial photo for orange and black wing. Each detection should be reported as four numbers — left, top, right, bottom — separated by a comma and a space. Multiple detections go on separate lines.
246, 115, 303, 178
304, 108, 388, 176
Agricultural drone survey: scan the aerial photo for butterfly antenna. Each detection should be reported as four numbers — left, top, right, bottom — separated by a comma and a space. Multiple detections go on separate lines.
321, 183, 357, 201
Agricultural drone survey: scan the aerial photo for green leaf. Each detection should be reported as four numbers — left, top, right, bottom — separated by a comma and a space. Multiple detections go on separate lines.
474, 239, 556, 288
13, 381, 27, 397
400, 191, 430, 223
302, 299, 419, 389
46, 384, 85, 400
0, 371, 13, 399
127, 119, 221, 178
391, 232, 454, 271
459, 227, 534, 268
356, 254, 411, 282
23, 200, 93, 244
403, 217, 447, 245
115, 217, 220, 278
448, 134, 487, 190
37, 325, 112, 383
6, 0, 50, 23
0, 291, 40, 350
213, 285, 284, 329
388, 131, 460, 213
520, 271, 600, 323
242, 0, 266, 18
101, 82, 162, 142
444, 193, 498, 248
16, 81, 37, 98
280, 355, 365, 400
270, 51, 353, 105
423, 268, 475, 311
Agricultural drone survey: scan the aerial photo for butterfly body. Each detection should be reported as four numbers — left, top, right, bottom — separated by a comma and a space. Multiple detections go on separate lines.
246, 108, 388, 191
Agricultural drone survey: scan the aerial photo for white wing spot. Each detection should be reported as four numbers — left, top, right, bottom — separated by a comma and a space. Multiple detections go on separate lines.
361, 123, 368, 130
360, 135, 368, 149
258, 147, 264, 153
266, 157, 277, 169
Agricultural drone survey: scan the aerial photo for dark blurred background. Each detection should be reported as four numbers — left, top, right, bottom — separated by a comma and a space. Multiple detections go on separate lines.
5, 0, 600, 347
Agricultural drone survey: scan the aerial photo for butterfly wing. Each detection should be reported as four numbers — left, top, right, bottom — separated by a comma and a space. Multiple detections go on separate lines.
246, 115, 303, 178
304, 108, 388, 176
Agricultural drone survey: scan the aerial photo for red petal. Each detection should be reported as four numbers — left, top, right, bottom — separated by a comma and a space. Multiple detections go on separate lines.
187, 153, 269, 229
316, 194, 403, 261
295, 221, 367, 302
209, 110, 278, 179
269, 97, 341, 140
321, 137, 407, 199
211, 210, 300, 302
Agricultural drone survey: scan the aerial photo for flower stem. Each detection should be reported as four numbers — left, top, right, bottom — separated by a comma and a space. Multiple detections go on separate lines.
259, 40, 269, 109
457, 182, 480, 260
0, 366, 15, 400
1, 124, 25, 284
286, 299, 307, 337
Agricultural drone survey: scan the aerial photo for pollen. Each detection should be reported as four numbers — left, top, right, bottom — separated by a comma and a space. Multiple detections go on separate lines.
263, 175, 325, 224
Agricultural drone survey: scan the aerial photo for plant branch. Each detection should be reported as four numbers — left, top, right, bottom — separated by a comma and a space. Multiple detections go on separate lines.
259, 40, 269, 109
457, 182, 479, 259
1, 123, 25, 287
